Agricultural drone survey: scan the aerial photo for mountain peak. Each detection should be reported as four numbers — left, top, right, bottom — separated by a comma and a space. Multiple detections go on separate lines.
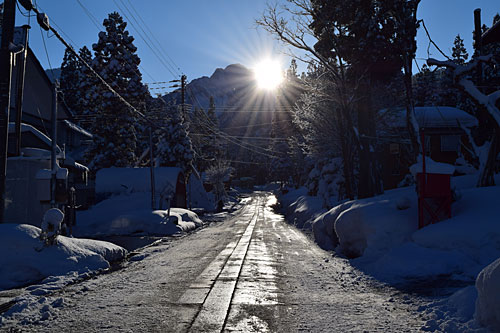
210, 63, 250, 80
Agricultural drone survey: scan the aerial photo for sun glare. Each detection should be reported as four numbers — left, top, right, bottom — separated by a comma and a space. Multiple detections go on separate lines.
254, 59, 283, 90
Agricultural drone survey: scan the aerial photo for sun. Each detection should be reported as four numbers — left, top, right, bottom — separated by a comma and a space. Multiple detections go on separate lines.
253, 59, 284, 90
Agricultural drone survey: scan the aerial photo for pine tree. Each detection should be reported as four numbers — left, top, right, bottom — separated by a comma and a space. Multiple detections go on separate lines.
205, 97, 224, 163
189, 96, 223, 172
157, 106, 194, 173
452, 34, 468, 65
85, 12, 148, 170
413, 64, 440, 106
59, 48, 81, 114
76, 46, 94, 115
189, 106, 209, 170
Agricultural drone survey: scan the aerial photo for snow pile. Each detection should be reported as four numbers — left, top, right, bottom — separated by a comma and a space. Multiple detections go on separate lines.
335, 188, 418, 259
418, 286, 481, 332
475, 257, 500, 331
312, 202, 353, 251
279, 187, 325, 229
75, 192, 203, 237
0, 224, 126, 291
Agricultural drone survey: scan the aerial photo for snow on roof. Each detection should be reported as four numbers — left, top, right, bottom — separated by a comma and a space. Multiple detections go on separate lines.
409, 155, 455, 176
389, 106, 478, 129
96, 167, 184, 194
63, 120, 93, 138
8, 122, 62, 154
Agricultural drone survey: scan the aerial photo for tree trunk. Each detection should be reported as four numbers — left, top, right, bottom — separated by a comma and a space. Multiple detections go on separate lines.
338, 115, 354, 200
403, 54, 421, 162
357, 92, 374, 199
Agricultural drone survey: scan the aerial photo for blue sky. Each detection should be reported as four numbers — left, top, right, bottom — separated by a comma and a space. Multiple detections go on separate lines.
14, 0, 499, 94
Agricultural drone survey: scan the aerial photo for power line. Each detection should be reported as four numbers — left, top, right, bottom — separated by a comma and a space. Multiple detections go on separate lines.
75, 0, 101, 30
112, 0, 179, 79
29, 5, 148, 122
124, 0, 182, 75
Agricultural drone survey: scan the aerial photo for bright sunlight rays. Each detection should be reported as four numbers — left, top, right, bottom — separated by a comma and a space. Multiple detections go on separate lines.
253, 58, 284, 90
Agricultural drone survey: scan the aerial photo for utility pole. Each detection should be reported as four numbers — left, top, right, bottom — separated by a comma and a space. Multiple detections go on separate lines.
0, 0, 16, 223
181, 74, 186, 117
169, 74, 187, 118
15, 25, 31, 156
149, 127, 156, 210
50, 81, 59, 208
473, 8, 483, 88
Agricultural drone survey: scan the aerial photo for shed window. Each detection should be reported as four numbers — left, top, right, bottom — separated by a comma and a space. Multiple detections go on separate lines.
440, 135, 460, 152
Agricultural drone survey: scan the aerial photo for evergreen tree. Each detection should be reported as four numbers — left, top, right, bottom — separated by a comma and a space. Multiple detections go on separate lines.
452, 34, 468, 65
157, 106, 194, 173
413, 64, 439, 106
85, 12, 148, 170
189, 106, 210, 170
59, 48, 81, 114
189, 96, 223, 172
205, 97, 224, 163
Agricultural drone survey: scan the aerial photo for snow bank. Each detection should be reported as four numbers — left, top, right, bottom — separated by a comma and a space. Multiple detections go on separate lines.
475, 257, 500, 331
419, 286, 480, 332
312, 202, 353, 251
279, 187, 325, 229
0, 224, 126, 291
75, 192, 203, 237
335, 188, 418, 259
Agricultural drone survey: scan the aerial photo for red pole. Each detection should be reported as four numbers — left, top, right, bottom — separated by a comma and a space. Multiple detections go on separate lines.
419, 130, 426, 229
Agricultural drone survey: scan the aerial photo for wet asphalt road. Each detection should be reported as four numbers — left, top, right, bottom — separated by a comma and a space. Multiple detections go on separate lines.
4, 192, 425, 332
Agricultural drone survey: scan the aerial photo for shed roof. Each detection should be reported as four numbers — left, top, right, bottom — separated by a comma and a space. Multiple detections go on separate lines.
388, 106, 478, 129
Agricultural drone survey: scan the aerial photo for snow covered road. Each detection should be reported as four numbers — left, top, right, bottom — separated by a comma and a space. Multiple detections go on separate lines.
2, 192, 425, 332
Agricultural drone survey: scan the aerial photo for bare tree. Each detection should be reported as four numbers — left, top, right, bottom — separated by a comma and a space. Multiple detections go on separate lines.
428, 56, 500, 186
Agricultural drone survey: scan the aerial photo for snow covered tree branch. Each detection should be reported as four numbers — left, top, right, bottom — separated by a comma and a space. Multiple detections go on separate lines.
427, 55, 500, 186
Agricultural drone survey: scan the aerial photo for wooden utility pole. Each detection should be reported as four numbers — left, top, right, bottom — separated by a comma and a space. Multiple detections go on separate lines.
15, 25, 31, 156
0, 0, 16, 223
50, 81, 59, 208
473, 9, 483, 87
181, 74, 187, 118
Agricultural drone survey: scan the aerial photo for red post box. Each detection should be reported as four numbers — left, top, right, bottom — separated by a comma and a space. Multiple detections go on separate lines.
414, 131, 454, 229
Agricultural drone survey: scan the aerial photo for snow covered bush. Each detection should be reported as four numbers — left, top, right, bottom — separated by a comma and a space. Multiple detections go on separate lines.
475, 257, 500, 331
40, 208, 65, 246
306, 158, 345, 209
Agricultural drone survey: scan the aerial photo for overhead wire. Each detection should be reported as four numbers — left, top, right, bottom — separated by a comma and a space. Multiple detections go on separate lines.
124, 0, 182, 75
112, 0, 180, 79
31, 2, 287, 161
